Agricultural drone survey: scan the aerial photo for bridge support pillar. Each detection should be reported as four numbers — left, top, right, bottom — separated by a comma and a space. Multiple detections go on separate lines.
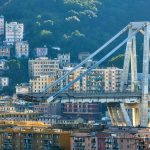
140, 23, 150, 127
120, 27, 138, 92
132, 107, 139, 127
107, 103, 132, 126
120, 28, 132, 91
120, 103, 132, 126
140, 99, 149, 127
130, 35, 138, 92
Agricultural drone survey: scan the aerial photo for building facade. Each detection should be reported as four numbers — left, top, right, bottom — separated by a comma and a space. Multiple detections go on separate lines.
0, 46, 10, 58
15, 41, 29, 58
0, 127, 71, 150
0, 15, 4, 36
0, 77, 9, 89
57, 67, 82, 91
85, 69, 105, 91
28, 57, 59, 78
34, 103, 62, 115
71, 132, 97, 150
57, 67, 122, 92
34, 45, 48, 57
104, 67, 122, 92
15, 83, 30, 94
71, 127, 150, 150
5, 22, 24, 45
0, 59, 8, 70
57, 53, 70, 68
83, 67, 122, 92
29, 75, 55, 93
63, 102, 102, 120
0, 111, 42, 121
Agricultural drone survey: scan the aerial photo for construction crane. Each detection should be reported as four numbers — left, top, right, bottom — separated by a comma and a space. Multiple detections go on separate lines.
17, 22, 145, 103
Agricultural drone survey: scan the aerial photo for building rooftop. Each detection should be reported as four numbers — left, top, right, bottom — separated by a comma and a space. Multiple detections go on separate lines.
0, 120, 48, 127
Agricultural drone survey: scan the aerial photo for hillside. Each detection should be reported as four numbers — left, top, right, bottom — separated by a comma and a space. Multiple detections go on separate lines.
0, 0, 150, 61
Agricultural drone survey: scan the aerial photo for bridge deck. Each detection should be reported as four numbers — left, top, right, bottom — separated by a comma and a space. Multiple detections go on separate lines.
17, 91, 142, 103
57, 92, 142, 99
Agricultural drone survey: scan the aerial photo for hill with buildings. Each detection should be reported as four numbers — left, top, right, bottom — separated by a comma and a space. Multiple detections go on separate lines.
0, 0, 150, 61
0, 0, 101, 60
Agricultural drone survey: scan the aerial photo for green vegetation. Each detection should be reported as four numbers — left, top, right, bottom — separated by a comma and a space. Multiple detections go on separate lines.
4, 59, 29, 95
0, 0, 102, 60
0, 0, 149, 63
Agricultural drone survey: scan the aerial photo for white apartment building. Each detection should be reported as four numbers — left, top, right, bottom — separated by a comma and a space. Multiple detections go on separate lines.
0, 59, 8, 70
57, 53, 70, 67
16, 83, 30, 94
84, 67, 122, 92
0, 105, 15, 112
28, 57, 59, 78
0, 15, 4, 35
85, 69, 105, 91
5, 22, 24, 45
0, 77, 9, 88
30, 75, 55, 93
34, 45, 48, 57
103, 67, 122, 92
15, 41, 29, 58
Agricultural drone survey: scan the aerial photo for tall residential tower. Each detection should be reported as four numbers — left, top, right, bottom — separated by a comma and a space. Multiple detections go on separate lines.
5, 22, 24, 45
0, 15, 4, 36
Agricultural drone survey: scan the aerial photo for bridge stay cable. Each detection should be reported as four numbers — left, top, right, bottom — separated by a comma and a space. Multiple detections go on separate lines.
41, 25, 129, 95
47, 25, 144, 103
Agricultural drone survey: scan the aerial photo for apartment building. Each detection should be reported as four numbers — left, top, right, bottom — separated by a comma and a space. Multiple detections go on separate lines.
0, 77, 9, 89
71, 132, 97, 150
29, 75, 55, 93
0, 125, 71, 150
34, 45, 48, 57
0, 105, 15, 112
0, 59, 8, 70
63, 102, 102, 120
84, 67, 122, 92
57, 67, 82, 91
57, 67, 122, 92
0, 45, 10, 58
105, 127, 150, 150
82, 67, 122, 92
28, 57, 59, 78
71, 127, 150, 150
15, 83, 30, 94
15, 41, 29, 58
104, 67, 122, 92
0, 15, 4, 35
34, 103, 62, 115
57, 53, 70, 67
85, 69, 105, 91
0, 111, 42, 121
5, 22, 24, 45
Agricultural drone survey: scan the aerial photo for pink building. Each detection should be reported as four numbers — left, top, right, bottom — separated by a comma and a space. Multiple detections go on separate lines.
71, 131, 110, 150
71, 127, 150, 150
71, 132, 97, 150
63, 102, 102, 120
0, 46, 10, 58
96, 132, 110, 150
